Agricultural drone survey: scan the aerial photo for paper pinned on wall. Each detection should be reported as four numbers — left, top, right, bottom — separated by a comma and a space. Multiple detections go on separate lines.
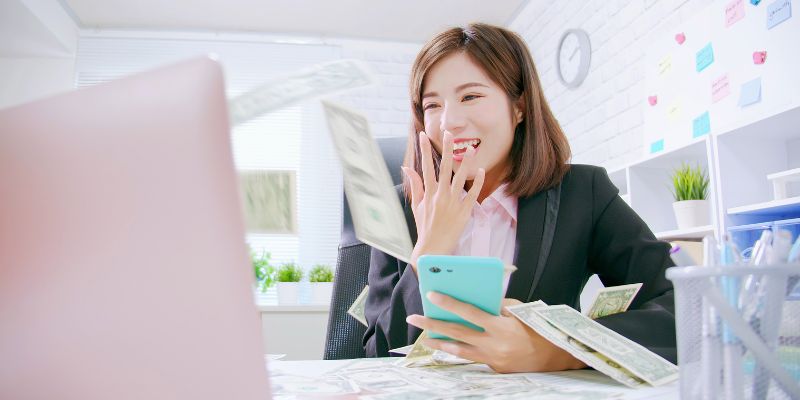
667, 102, 681, 122
726, 0, 746, 27
738, 77, 762, 107
767, 0, 792, 29
693, 111, 711, 138
696, 43, 715, 72
712, 74, 731, 103
658, 55, 673, 76
650, 139, 665, 154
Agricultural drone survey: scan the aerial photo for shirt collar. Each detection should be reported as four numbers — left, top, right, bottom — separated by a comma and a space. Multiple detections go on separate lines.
483, 183, 518, 222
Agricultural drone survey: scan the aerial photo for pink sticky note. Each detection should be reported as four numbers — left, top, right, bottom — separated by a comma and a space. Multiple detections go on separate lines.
726, 0, 746, 27
712, 74, 731, 103
648, 95, 658, 106
753, 51, 767, 64
675, 32, 686, 44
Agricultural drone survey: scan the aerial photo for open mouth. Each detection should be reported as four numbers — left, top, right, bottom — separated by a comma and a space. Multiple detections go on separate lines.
453, 139, 480, 156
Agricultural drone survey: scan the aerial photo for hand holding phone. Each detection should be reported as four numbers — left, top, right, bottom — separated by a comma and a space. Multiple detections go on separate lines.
417, 255, 505, 340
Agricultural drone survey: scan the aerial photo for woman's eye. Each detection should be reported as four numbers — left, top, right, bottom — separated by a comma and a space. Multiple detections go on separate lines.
423, 103, 439, 111
462, 94, 482, 102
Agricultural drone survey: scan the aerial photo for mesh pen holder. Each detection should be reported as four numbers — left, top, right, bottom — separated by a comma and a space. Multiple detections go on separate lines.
666, 264, 800, 400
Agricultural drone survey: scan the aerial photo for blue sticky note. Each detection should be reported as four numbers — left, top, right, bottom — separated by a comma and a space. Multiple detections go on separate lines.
751, 0, 761, 4
696, 43, 715, 72
693, 112, 711, 138
650, 139, 664, 153
738, 77, 762, 106
767, 0, 791, 29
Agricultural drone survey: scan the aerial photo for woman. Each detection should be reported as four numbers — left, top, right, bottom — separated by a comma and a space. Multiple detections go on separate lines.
363, 23, 675, 373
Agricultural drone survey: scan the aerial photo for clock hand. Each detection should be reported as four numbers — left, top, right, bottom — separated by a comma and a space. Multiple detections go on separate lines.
569, 46, 579, 61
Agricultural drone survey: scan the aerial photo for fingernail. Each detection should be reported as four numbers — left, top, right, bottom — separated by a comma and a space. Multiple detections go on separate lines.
465, 146, 476, 156
426, 291, 440, 302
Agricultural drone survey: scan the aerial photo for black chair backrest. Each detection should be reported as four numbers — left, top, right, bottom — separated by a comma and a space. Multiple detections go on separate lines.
323, 136, 407, 360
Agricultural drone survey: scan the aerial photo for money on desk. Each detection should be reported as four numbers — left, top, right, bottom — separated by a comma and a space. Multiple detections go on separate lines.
322, 100, 414, 263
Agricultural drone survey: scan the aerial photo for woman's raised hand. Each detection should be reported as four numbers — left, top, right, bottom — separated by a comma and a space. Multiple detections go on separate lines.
402, 131, 485, 271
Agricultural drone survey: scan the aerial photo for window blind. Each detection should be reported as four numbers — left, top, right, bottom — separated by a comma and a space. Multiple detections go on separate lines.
75, 33, 344, 272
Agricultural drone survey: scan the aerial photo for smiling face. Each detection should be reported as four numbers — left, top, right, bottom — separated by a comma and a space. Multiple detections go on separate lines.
421, 51, 522, 190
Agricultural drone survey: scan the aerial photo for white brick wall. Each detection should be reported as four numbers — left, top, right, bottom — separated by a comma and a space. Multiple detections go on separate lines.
510, 0, 715, 170
328, 38, 419, 139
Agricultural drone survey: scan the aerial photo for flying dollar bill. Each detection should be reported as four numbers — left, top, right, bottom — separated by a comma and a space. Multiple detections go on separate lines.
585, 283, 642, 319
321, 100, 413, 263
228, 59, 376, 126
348, 285, 370, 327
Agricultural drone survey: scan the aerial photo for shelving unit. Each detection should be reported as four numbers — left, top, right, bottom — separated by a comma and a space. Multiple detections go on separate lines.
608, 104, 800, 242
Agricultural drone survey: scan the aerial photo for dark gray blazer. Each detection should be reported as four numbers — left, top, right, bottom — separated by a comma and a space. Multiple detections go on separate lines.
363, 164, 677, 363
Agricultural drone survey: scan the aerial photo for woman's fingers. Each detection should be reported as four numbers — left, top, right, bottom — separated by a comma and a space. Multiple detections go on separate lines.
450, 144, 475, 195
438, 131, 454, 191
403, 166, 423, 211
426, 291, 495, 329
419, 132, 437, 195
465, 167, 486, 205
406, 314, 484, 345
423, 339, 488, 365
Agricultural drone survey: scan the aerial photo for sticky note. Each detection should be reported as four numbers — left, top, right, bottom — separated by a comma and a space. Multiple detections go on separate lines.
767, 0, 791, 29
726, 0, 746, 27
650, 139, 665, 154
668, 103, 681, 122
738, 77, 762, 107
658, 55, 673, 76
693, 112, 711, 138
675, 32, 686, 44
753, 51, 767, 64
696, 43, 715, 72
712, 74, 731, 103
751, 0, 761, 4
648, 95, 658, 106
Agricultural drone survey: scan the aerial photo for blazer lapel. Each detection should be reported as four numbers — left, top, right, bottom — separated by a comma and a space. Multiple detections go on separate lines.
507, 190, 547, 302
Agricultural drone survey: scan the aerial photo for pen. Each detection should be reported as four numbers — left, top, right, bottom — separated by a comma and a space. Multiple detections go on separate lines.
720, 235, 743, 400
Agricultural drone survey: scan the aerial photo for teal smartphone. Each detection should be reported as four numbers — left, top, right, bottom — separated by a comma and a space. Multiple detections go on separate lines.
417, 255, 504, 340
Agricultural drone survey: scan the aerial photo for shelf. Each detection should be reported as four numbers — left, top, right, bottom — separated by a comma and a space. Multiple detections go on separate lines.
727, 196, 800, 216
655, 225, 715, 241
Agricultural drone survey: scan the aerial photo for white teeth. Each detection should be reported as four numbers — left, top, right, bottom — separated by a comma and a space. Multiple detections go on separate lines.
453, 139, 480, 151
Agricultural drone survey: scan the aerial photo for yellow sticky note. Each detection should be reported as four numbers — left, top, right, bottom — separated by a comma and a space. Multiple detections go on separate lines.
667, 103, 681, 122
658, 55, 672, 76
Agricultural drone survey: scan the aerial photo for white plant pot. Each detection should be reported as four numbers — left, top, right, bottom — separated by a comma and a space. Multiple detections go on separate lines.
277, 282, 300, 305
672, 200, 710, 230
310, 282, 333, 304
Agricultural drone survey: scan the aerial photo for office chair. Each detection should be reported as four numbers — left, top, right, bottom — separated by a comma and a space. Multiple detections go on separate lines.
323, 136, 407, 360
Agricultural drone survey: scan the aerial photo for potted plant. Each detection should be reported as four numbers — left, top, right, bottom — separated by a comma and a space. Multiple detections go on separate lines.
251, 249, 275, 295
308, 264, 334, 304
670, 163, 711, 229
276, 262, 303, 304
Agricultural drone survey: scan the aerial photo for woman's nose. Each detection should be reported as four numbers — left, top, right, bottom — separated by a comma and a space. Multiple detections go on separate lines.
439, 103, 467, 134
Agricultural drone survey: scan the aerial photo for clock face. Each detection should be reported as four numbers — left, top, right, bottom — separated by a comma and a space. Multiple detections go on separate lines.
558, 33, 581, 84
557, 29, 591, 88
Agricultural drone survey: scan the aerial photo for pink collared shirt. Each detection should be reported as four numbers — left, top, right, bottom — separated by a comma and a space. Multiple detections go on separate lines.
453, 184, 518, 265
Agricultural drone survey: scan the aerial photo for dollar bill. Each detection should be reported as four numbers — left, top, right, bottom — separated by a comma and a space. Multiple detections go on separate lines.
322, 100, 413, 263
533, 305, 679, 386
398, 331, 435, 367
506, 301, 646, 388
228, 59, 376, 126
585, 283, 642, 319
347, 285, 370, 327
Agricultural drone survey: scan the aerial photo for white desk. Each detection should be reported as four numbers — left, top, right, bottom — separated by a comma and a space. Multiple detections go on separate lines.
267, 358, 680, 399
